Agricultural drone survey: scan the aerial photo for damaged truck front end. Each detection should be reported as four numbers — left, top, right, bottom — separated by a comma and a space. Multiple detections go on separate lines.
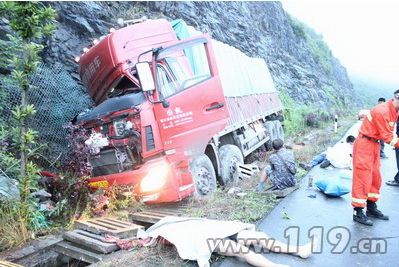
75, 88, 194, 203
75, 19, 228, 203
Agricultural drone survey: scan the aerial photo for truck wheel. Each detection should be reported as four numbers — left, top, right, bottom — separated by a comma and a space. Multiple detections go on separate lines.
273, 120, 284, 141
218, 145, 244, 186
190, 155, 217, 196
264, 121, 277, 141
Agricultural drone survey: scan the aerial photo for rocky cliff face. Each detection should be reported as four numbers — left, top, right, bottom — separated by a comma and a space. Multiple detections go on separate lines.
2, 1, 359, 109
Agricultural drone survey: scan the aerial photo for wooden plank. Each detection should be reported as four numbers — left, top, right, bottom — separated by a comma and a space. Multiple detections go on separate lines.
150, 211, 181, 217
128, 213, 164, 224
260, 183, 300, 198
147, 209, 181, 215
147, 209, 185, 215
74, 221, 114, 235
74, 217, 144, 238
63, 230, 119, 254
155, 208, 186, 213
95, 219, 130, 229
127, 202, 190, 225
103, 217, 133, 226
150, 211, 179, 216
54, 241, 105, 264
138, 211, 170, 217
134, 211, 165, 217
76, 220, 119, 231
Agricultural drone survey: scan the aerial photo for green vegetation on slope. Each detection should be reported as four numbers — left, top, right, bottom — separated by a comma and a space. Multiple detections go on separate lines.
0, 1, 57, 250
286, 13, 333, 75
278, 90, 341, 138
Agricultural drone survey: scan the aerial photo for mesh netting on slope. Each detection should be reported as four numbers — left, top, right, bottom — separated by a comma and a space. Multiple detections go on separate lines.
0, 63, 93, 170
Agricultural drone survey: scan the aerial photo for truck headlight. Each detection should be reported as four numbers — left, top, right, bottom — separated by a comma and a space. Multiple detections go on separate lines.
140, 164, 169, 192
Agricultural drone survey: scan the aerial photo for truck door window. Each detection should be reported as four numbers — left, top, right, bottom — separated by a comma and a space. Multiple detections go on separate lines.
156, 65, 177, 98
157, 39, 212, 91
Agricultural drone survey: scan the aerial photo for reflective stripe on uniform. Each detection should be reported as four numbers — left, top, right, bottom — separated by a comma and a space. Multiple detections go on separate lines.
367, 114, 373, 121
368, 193, 380, 198
390, 136, 398, 146
352, 197, 367, 204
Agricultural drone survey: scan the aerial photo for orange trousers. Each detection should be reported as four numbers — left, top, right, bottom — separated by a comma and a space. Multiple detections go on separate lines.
351, 136, 381, 208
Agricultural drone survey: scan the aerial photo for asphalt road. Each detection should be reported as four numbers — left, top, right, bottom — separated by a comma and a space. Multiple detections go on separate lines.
219, 121, 399, 267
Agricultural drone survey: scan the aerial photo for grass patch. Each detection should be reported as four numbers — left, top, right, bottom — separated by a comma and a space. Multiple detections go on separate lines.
0, 201, 52, 251
0, 203, 30, 251
184, 188, 278, 223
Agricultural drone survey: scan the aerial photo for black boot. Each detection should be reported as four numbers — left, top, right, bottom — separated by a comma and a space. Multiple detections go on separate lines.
320, 160, 331, 168
366, 200, 389, 220
299, 163, 311, 171
353, 208, 373, 226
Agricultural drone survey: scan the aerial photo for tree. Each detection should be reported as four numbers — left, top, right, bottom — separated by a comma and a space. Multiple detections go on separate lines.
0, 1, 56, 177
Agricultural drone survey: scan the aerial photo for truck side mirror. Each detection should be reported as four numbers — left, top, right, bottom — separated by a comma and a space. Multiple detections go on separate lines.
136, 62, 155, 92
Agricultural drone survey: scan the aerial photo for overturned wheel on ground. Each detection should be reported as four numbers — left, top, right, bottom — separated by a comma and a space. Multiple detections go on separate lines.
218, 145, 244, 186
190, 154, 217, 196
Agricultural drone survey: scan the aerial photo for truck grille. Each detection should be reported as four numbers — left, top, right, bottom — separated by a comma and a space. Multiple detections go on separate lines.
90, 149, 120, 176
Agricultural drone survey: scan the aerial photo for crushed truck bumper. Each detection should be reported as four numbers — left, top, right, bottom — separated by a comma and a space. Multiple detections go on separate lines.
88, 156, 194, 203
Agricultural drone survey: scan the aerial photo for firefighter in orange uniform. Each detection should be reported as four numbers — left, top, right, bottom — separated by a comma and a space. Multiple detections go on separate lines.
352, 97, 399, 226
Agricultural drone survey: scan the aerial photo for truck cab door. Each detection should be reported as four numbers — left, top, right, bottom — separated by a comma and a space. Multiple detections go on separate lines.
152, 34, 228, 160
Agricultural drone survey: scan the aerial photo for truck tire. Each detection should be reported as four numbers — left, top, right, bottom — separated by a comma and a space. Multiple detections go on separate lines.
190, 155, 217, 196
273, 120, 284, 141
218, 145, 244, 186
264, 121, 277, 141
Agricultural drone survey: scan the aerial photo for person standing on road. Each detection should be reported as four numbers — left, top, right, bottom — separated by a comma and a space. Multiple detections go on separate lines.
386, 90, 399, 186
256, 139, 296, 191
377, 98, 388, 159
352, 96, 399, 226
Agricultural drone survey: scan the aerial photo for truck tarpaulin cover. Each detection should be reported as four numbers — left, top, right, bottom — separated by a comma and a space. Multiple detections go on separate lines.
171, 19, 276, 97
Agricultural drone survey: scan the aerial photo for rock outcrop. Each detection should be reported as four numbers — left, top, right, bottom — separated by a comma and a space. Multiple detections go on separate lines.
4, 1, 360, 109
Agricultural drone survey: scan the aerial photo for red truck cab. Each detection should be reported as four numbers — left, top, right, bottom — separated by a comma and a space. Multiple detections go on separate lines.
76, 19, 228, 202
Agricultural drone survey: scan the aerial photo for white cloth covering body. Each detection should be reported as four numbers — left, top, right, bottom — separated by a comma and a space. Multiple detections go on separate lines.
137, 216, 255, 267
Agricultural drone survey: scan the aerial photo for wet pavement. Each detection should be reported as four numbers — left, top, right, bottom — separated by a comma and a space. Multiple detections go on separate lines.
219, 121, 399, 267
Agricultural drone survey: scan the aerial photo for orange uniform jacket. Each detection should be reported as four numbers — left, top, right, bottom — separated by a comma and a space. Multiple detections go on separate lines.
352, 99, 399, 208
359, 99, 399, 147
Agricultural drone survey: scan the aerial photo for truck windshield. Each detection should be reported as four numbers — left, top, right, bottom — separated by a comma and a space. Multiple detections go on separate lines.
156, 40, 211, 97
107, 75, 141, 99
156, 37, 208, 60
156, 64, 177, 98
